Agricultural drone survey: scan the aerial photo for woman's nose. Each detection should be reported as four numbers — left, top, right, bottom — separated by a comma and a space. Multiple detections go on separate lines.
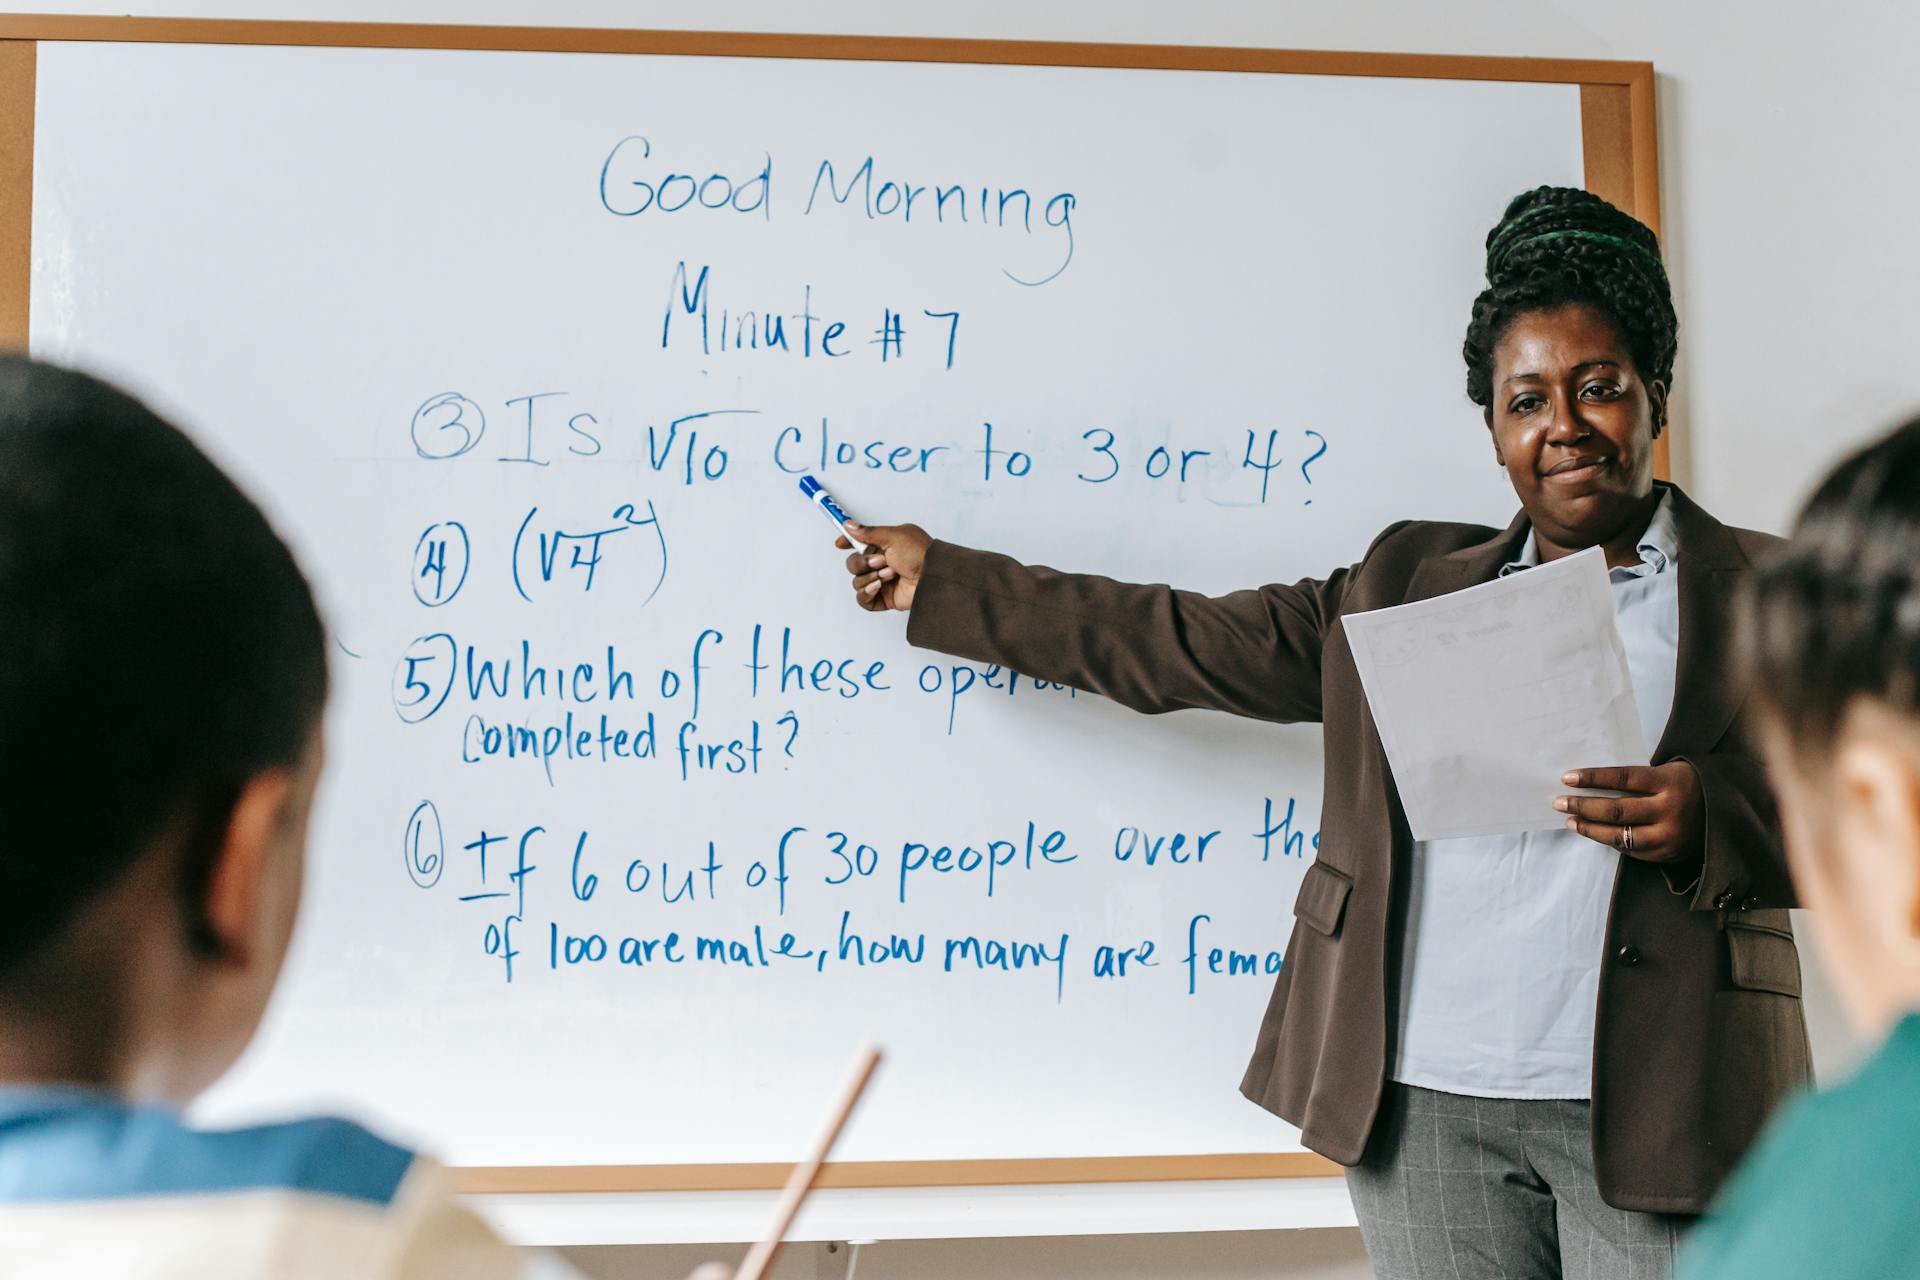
1544, 395, 1589, 443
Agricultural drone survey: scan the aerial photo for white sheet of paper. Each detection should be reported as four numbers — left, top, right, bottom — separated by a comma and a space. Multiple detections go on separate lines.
1344, 545, 1648, 841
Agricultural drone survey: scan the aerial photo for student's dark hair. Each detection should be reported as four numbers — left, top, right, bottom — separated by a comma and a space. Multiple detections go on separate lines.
1745, 418, 1920, 751
0, 356, 327, 975
1463, 186, 1678, 423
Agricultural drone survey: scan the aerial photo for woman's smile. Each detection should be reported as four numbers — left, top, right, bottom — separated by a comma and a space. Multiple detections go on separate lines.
1542, 452, 1614, 484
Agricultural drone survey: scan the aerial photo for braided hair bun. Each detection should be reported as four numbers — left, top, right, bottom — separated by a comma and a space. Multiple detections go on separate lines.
1746, 419, 1920, 752
1463, 186, 1676, 422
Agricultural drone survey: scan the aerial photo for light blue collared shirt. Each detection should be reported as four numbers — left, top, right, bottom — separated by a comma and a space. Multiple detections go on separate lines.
1390, 490, 1681, 1099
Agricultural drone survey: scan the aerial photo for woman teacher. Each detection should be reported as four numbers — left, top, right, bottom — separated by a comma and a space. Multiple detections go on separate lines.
834, 187, 1809, 1279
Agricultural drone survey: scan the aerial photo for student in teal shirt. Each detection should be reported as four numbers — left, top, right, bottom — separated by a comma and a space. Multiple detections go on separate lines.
1680, 418, 1920, 1280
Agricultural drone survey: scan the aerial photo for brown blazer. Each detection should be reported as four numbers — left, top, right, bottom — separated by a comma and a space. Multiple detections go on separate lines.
905, 482, 1810, 1214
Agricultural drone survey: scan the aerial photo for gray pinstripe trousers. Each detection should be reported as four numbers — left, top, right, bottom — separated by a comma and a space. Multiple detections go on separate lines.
1345, 1085, 1690, 1280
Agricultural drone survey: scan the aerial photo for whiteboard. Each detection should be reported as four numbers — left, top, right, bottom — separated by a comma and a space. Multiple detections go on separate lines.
29, 39, 1580, 1169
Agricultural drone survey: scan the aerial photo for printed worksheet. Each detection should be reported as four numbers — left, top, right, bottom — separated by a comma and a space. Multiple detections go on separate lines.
1345, 546, 1647, 841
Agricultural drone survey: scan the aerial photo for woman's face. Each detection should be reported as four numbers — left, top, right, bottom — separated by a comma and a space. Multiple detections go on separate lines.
1487, 302, 1666, 552
1768, 711, 1920, 1038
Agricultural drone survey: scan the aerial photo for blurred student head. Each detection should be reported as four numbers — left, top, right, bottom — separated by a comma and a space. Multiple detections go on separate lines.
0, 355, 328, 1103
1746, 417, 1920, 1036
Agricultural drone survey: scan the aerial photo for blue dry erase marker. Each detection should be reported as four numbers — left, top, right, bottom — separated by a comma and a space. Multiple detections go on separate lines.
798, 475, 865, 550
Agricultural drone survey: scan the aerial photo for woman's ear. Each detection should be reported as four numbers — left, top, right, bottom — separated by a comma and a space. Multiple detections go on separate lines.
1831, 730, 1920, 946
199, 770, 295, 969
1648, 379, 1670, 439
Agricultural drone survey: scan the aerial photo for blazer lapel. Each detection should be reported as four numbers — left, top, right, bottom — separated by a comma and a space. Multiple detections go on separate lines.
1651, 485, 1752, 762
1404, 509, 1532, 604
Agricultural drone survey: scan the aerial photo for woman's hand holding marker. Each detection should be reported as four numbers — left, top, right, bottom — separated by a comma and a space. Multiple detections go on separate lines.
795, 474, 931, 612
1554, 761, 1705, 863
837, 522, 931, 613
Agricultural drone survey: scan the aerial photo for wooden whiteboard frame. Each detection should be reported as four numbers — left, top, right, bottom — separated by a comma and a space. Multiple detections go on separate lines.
0, 16, 1664, 1191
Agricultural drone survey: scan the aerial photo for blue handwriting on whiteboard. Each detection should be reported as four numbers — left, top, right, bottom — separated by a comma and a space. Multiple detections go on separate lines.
598, 135, 1077, 285
661, 263, 960, 369
510, 501, 667, 604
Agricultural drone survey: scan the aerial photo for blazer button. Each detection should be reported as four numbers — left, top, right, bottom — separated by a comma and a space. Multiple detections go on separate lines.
1740, 897, 1759, 911
1617, 945, 1642, 967
1715, 892, 1736, 910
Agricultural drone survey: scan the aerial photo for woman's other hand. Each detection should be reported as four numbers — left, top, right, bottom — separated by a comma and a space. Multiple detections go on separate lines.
1555, 762, 1705, 863
837, 522, 931, 612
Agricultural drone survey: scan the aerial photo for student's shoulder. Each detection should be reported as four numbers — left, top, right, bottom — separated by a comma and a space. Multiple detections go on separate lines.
0, 1093, 418, 1208
1682, 1039, 1920, 1279
213, 1113, 420, 1207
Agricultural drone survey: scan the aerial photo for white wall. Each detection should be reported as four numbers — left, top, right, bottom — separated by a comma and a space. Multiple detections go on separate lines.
25, 0, 1912, 1274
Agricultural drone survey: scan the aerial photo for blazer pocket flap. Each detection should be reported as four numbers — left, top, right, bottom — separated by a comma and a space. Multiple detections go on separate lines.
1727, 923, 1801, 997
1293, 862, 1354, 938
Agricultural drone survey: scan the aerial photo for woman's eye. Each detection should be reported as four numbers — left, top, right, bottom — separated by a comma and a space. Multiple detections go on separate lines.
1508, 394, 1542, 414
1581, 381, 1622, 400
